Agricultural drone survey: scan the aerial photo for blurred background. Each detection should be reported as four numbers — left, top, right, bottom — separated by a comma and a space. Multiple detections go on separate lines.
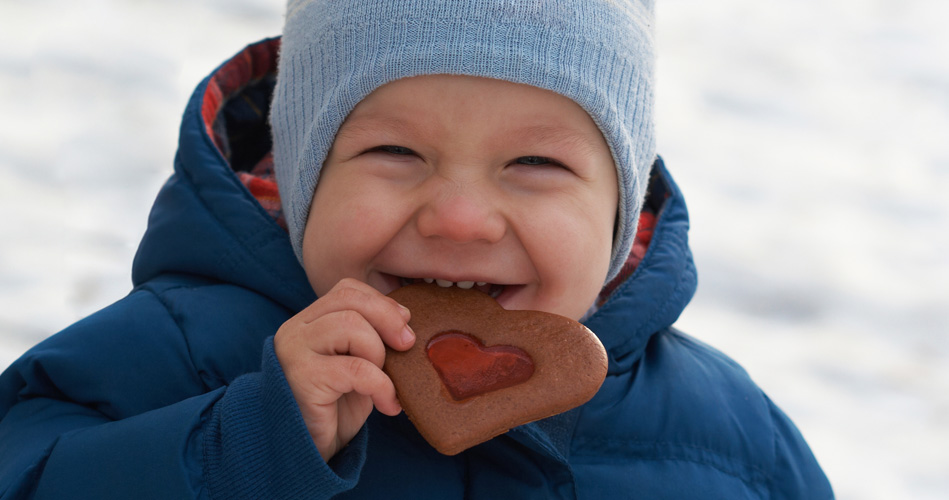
1, 0, 947, 498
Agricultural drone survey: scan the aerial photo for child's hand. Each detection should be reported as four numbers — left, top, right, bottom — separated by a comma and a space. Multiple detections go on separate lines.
274, 278, 415, 461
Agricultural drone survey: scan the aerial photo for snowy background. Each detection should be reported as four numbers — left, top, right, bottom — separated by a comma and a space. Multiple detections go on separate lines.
1, 0, 947, 498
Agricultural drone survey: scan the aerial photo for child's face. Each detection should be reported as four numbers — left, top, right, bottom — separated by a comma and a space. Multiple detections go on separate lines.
302, 75, 617, 320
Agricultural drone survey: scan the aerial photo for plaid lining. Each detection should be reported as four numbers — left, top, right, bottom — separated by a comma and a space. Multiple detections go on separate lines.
236, 152, 286, 230
201, 40, 279, 156
200, 39, 285, 228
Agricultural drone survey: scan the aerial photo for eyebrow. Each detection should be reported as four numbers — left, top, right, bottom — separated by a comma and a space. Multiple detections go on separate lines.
511, 123, 604, 156
335, 114, 426, 143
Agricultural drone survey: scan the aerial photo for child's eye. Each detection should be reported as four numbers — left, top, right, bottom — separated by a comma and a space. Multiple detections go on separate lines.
513, 156, 572, 173
370, 145, 416, 156
516, 156, 555, 166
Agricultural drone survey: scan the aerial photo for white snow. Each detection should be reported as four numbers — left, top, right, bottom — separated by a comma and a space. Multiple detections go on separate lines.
1, 1, 947, 498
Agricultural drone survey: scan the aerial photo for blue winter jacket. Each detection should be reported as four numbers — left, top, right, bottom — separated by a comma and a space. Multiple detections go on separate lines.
0, 39, 833, 499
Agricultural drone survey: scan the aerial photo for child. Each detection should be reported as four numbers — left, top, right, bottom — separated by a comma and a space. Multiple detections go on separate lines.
0, 0, 833, 498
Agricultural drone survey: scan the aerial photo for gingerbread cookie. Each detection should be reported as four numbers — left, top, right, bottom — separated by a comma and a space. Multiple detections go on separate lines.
385, 283, 608, 455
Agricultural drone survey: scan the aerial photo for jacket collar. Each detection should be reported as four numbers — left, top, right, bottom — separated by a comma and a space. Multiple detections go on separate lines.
584, 157, 698, 373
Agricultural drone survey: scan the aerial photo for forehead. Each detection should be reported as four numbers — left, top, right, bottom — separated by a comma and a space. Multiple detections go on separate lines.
338, 75, 610, 153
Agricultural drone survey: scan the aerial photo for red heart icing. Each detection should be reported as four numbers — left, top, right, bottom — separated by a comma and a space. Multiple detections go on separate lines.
426, 331, 534, 401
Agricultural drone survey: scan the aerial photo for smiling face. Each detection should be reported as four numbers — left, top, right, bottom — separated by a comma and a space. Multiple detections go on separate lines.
301, 75, 618, 320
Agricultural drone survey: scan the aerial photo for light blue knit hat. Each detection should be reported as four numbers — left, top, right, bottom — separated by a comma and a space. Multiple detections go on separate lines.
271, 0, 656, 283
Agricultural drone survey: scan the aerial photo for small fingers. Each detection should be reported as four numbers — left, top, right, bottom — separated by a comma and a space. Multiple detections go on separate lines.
323, 355, 402, 416
305, 310, 387, 368
299, 278, 415, 351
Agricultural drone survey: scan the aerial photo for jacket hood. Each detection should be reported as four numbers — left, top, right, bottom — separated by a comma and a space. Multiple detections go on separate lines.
132, 38, 317, 313
591, 159, 698, 372
131, 38, 697, 371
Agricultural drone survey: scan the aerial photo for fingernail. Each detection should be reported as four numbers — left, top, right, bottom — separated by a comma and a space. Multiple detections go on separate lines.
400, 325, 415, 347
398, 303, 411, 321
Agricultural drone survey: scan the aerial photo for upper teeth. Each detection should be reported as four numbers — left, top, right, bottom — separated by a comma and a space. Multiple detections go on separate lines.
428, 278, 486, 289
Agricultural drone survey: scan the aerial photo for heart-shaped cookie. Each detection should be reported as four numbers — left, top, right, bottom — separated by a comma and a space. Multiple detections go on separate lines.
385, 283, 608, 456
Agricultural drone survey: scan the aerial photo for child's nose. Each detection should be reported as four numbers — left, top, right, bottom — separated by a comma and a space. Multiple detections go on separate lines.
416, 186, 506, 244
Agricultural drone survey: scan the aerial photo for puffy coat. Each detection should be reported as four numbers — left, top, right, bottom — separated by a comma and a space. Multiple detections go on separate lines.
0, 39, 833, 499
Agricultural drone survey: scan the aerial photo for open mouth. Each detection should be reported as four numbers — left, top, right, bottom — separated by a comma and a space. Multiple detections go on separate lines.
397, 277, 507, 299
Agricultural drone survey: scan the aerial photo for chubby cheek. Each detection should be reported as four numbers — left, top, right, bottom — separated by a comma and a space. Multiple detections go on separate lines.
546, 239, 612, 320
521, 206, 615, 320
301, 179, 408, 297
300, 208, 350, 297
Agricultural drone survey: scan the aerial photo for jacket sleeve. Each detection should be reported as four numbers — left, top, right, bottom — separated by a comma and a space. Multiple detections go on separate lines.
766, 397, 835, 499
0, 288, 368, 499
